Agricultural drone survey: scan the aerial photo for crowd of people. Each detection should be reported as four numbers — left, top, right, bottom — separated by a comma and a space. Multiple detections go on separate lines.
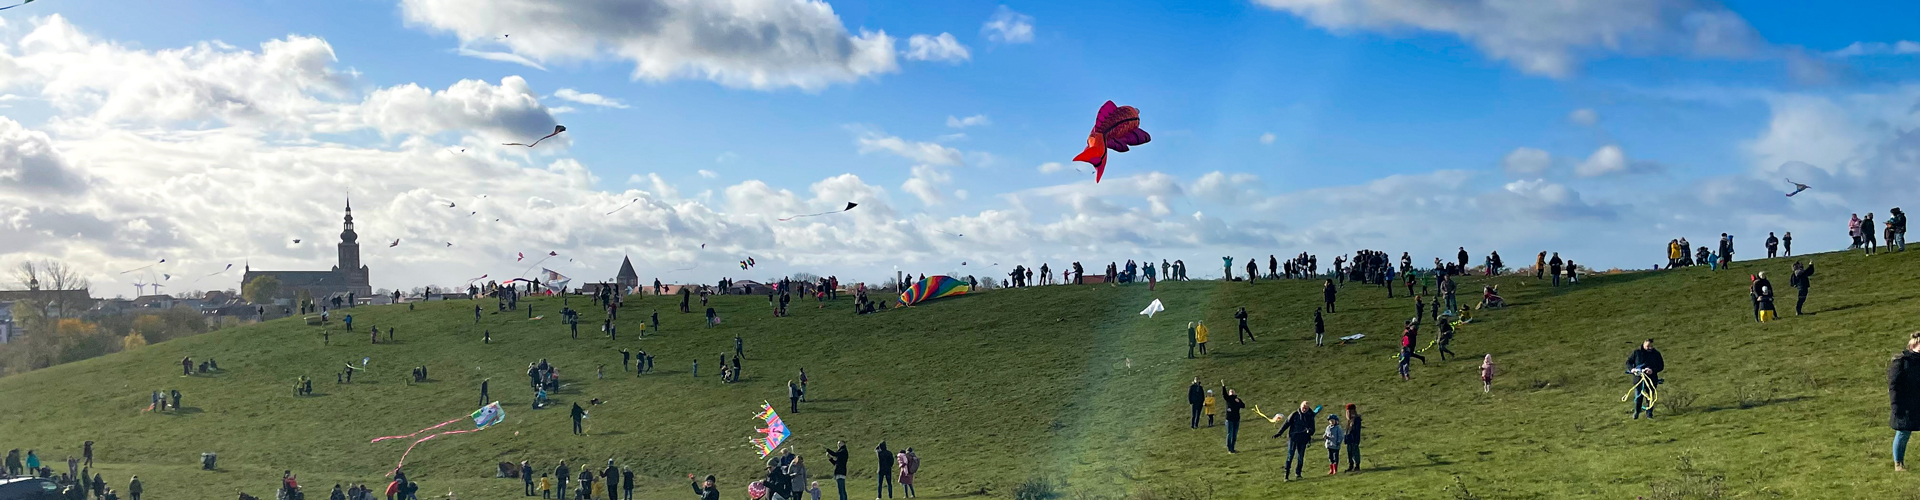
2, 444, 135, 500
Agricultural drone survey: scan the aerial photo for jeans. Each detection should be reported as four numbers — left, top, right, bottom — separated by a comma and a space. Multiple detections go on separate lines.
1238, 323, 1253, 343
573, 420, 583, 434
1346, 441, 1360, 470
1225, 419, 1240, 452
1797, 288, 1809, 315
903, 483, 915, 497
1899, 431, 1912, 464
1328, 448, 1340, 467
835, 476, 848, 500
1284, 437, 1309, 476
1445, 295, 1457, 312
1898, 232, 1908, 251
526, 480, 535, 496
877, 472, 893, 498
1190, 405, 1201, 429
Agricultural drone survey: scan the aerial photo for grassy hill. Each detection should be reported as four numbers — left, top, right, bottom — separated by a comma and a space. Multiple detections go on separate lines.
4, 248, 1920, 499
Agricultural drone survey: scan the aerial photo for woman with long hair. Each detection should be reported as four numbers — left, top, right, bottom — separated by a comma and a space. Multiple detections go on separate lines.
1342, 404, 1363, 472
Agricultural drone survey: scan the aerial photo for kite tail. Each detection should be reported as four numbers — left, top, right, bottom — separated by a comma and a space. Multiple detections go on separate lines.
370, 416, 466, 443
385, 428, 486, 476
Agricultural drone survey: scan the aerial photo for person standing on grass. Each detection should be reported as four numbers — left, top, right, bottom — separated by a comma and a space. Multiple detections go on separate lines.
1755, 272, 1778, 322
689, 475, 719, 500
825, 442, 849, 500
1481, 354, 1496, 393
83, 441, 92, 468
789, 380, 803, 413
522, 461, 535, 496
126, 475, 140, 500
480, 379, 490, 407
1323, 280, 1337, 313
1436, 320, 1457, 361
1313, 308, 1326, 347
1323, 415, 1345, 475
1865, 212, 1880, 255
1791, 261, 1816, 315
571, 403, 587, 435
1187, 378, 1205, 429
874, 441, 894, 499
1626, 339, 1665, 420
1892, 332, 1920, 471
1342, 404, 1363, 472
1221, 382, 1246, 453
1273, 400, 1316, 481
1549, 253, 1564, 285
895, 448, 916, 499
1194, 321, 1210, 357
1234, 307, 1254, 343
621, 467, 634, 500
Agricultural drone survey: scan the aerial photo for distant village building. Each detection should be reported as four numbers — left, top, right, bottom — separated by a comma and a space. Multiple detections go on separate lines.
241, 199, 374, 303
616, 256, 640, 293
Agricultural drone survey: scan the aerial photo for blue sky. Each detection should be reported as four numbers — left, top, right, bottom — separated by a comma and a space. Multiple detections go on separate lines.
3, 0, 1919, 293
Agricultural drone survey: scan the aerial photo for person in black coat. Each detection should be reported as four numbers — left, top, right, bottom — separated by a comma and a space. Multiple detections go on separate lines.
1186, 378, 1205, 429
1273, 400, 1317, 481
1791, 261, 1816, 315
1322, 280, 1337, 313
1753, 272, 1776, 321
825, 442, 850, 500
602, 460, 620, 500
571, 404, 587, 435
689, 475, 719, 500
1891, 333, 1920, 471
1234, 308, 1254, 343
874, 442, 893, 499
1625, 339, 1665, 419
1221, 383, 1246, 453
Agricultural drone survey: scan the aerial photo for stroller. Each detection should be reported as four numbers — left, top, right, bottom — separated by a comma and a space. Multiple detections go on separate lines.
201, 452, 218, 470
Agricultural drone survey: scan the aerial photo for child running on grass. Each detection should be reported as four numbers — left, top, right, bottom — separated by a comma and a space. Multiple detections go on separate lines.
1480, 354, 1496, 393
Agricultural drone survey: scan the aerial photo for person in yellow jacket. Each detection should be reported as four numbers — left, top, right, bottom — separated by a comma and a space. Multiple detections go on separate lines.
537, 474, 553, 499
1195, 321, 1210, 356
1202, 389, 1219, 427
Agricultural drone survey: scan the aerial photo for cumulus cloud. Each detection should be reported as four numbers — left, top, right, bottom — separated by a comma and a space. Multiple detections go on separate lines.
1259, 132, 1276, 145
1568, 108, 1598, 126
0, 117, 88, 196
359, 76, 560, 142
399, 0, 900, 91
1037, 162, 1065, 174
552, 88, 628, 109
1502, 147, 1552, 175
905, 33, 971, 63
946, 114, 990, 128
982, 6, 1035, 44
902, 164, 952, 205
854, 128, 965, 166
1251, 0, 1765, 77
1573, 145, 1663, 177
698, 169, 719, 179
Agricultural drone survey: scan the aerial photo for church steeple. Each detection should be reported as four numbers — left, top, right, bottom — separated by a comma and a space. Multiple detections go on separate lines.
340, 197, 358, 244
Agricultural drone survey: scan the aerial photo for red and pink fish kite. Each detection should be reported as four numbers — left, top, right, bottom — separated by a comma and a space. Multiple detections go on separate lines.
1072, 101, 1151, 183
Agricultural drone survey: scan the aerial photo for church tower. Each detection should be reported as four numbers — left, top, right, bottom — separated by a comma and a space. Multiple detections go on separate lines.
335, 198, 372, 297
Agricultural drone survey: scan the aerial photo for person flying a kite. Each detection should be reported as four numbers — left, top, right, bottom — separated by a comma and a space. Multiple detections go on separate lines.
505, 125, 567, 147
1785, 179, 1811, 197
1072, 100, 1151, 183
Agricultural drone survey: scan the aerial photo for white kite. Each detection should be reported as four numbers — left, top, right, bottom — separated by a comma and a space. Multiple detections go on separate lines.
1138, 299, 1165, 318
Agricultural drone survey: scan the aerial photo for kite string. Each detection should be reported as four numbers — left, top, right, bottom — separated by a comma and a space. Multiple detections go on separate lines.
370, 416, 465, 443
384, 428, 485, 476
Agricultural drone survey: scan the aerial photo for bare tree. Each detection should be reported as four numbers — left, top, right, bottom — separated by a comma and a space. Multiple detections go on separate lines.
13, 261, 40, 290
38, 260, 90, 291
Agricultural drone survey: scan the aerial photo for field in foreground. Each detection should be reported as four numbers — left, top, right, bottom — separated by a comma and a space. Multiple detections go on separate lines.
4, 248, 1920, 499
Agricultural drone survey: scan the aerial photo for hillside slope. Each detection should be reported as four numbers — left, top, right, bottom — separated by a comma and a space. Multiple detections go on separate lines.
3, 249, 1919, 499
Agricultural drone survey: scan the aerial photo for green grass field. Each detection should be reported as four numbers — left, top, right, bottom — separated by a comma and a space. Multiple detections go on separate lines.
5, 248, 1920, 499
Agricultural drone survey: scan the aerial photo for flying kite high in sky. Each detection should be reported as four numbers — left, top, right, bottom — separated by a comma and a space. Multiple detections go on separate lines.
750, 402, 791, 459
778, 202, 858, 221
292, 239, 301, 244
1785, 179, 1811, 197
605, 198, 641, 215
1071, 100, 1151, 183
119, 259, 165, 274
371, 402, 505, 475
504, 125, 566, 148
390, 239, 400, 247
0, 0, 36, 11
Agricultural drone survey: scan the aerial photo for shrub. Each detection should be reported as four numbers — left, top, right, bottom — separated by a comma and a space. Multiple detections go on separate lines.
1014, 476, 1065, 500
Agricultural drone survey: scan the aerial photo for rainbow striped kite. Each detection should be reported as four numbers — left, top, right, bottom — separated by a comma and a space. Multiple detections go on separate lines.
897, 275, 970, 306
751, 402, 790, 459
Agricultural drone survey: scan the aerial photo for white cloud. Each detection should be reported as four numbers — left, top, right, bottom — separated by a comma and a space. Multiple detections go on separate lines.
936, 133, 968, 142
854, 129, 965, 166
1570, 144, 1665, 178
1037, 162, 1065, 174
0, 116, 88, 196
1568, 108, 1598, 126
946, 114, 991, 128
1502, 147, 1552, 175
1259, 132, 1276, 145
1575, 145, 1628, 177
552, 88, 628, 109
1251, 0, 1764, 78
399, 0, 900, 91
698, 169, 719, 179
905, 33, 971, 63
454, 48, 549, 71
982, 6, 1035, 44
1830, 41, 1920, 57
